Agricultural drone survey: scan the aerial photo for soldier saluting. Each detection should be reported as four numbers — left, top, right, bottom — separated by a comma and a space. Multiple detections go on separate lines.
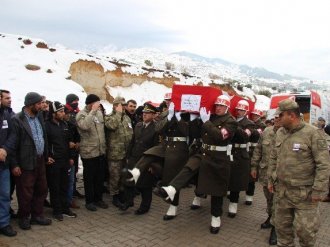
268, 99, 330, 247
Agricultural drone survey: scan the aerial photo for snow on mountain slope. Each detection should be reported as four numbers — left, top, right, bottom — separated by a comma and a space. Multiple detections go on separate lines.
0, 33, 270, 113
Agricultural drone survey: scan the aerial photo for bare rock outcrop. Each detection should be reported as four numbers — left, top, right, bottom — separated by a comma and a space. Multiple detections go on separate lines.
69, 60, 180, 102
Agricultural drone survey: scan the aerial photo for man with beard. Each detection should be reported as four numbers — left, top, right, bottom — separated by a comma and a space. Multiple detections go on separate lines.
11, 92, 52, 230
125, 99, 138, 129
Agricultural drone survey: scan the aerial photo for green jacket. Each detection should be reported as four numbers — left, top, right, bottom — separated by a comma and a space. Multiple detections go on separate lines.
268, 122, 330, 197
76, 107, 106, 159
104, 111, 133, 160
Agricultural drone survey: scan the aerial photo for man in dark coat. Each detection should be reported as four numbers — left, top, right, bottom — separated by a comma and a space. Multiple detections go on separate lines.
155, 95, 238, 234
11, 92, 52, 230
121, 103, 159, 214
228, 99, 255, 218
45, 101, 77, 221
126, 99, 190, 220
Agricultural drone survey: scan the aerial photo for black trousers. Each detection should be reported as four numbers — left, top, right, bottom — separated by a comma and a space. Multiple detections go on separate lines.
211, 196, 224, 217
46, 160, 70, 214
82, 156, 105, 204
246, 180, 255, 196
171, 167, 199, 191
228, 191, 240, 203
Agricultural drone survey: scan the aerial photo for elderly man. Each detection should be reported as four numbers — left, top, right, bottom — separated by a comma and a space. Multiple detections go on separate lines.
11, 92, 52, 230
268, 99, 330, 247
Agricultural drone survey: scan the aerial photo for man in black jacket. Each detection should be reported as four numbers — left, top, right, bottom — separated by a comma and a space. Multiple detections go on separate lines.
46, 101, 77, 221
0, 91, 17, 237
11, 92, 52, 230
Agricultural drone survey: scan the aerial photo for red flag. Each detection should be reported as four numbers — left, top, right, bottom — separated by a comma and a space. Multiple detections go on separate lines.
310, 90, 321, 108
171, 85, 221, 113
269, 95, 296, 109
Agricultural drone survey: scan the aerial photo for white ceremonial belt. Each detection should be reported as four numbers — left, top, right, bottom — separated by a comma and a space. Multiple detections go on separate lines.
250, 142, 258, 147
202, 143, 227, 151
234, 144, 248, 148
166, 137, 187, 142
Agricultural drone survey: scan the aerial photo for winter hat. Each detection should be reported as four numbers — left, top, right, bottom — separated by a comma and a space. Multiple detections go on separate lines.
50, 101, 65, 113
85, 94, 100, 105
24, 92, 42, 106
66, 93, 79, 104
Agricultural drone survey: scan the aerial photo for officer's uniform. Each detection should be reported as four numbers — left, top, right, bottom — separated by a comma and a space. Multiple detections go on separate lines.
228, 116, 255, 208
268, 99, 330, 247
125, 104, 159, 213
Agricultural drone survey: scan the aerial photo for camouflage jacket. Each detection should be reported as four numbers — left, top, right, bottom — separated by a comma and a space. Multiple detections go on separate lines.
268, 122, 330, 196
76, 107, 106, 159
104, 111, 133, 160
251, 126, 278, 179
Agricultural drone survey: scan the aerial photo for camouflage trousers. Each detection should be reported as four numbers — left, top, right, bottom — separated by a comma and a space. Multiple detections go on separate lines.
274, 183, 320, 247
262, 185, 274, 216
108, 159, 125, 196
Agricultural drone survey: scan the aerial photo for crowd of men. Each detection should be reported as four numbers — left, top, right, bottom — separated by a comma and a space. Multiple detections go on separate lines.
1, 88, 330, 247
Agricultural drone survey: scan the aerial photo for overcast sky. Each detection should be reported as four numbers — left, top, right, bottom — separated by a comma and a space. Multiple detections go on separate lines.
1, 0, 330, 81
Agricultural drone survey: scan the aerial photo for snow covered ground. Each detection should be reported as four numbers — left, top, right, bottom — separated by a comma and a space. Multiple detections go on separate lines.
0, 32, 270, 114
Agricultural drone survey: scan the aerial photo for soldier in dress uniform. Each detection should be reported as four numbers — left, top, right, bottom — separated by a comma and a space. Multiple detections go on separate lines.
251, 114, 281, 245
126, 93, 190, 220
268, 99, 330, 247
155, 95, 238, 234
120, 103, 159, 214
228, 99, 255, 218
245, 107, 266, 205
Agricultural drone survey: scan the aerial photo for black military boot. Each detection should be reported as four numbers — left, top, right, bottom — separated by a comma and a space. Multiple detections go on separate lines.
269, 226, 277, 245
261, 215, 272, 229
112, 194, 121, 208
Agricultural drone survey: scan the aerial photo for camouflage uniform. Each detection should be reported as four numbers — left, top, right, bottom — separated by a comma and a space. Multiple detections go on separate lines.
268, 100, 330, 247
251, 125, 278, 215
105, 108, 133, 196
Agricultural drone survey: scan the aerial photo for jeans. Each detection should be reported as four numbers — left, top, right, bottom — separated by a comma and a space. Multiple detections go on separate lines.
67, 165, 75, 204
0, 167, 10, 228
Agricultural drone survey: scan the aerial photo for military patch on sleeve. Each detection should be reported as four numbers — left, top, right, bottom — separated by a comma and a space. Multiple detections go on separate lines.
317, 139, 328, 149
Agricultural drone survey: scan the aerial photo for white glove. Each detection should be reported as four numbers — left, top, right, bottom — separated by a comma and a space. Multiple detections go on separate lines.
167, 102, 175, 121
199, 107, 210, 123
175, 112, 181, 121
190, 113, 199, 121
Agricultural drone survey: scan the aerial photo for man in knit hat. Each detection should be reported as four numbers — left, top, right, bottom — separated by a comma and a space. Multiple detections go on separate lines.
11, 92, 52, 230
76, 94, 108, 211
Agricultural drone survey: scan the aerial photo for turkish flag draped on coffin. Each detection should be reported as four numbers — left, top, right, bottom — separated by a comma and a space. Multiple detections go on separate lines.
171, 85, 221, 113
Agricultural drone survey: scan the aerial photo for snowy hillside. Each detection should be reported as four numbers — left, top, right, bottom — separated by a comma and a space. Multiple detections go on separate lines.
0, 32, 270, 113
